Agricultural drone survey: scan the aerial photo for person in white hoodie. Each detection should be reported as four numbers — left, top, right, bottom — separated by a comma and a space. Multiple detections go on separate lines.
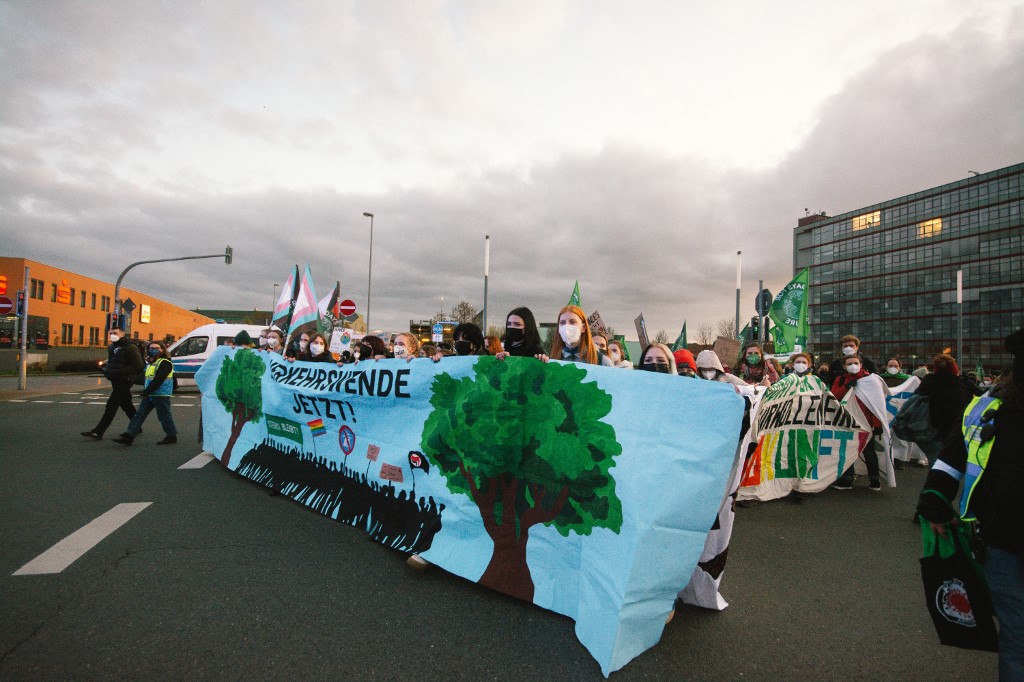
695, 350, 747, 387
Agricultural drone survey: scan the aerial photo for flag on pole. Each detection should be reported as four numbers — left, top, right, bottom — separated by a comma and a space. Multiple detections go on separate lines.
568, 280, 581, 307
768, 268, 809, 354
307, 418, 327, 438
671, 321, 687, 351
271, 265, 299, 332
287, 264, 320, 348
290, 265, 319, 328
317, 281, 340, 336
408, 450, 430, 473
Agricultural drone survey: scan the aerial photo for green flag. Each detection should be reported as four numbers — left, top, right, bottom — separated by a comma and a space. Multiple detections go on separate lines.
568, 280, 581, 307
768, 268, 809, 354
671, 321, 687, 351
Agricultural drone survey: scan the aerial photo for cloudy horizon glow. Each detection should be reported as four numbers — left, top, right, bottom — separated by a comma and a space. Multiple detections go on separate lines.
2, 0, 1023, 341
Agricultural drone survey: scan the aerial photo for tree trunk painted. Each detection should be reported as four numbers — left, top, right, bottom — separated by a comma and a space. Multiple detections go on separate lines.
220, 404, 248, 466
479, 521, 534, 602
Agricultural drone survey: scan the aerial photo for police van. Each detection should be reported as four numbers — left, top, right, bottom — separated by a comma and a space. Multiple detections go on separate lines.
167, 323, 267, 384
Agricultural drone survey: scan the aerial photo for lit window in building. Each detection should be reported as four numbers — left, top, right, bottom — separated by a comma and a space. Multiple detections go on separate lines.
852, 211, 880, 231
918, 217, 942, 238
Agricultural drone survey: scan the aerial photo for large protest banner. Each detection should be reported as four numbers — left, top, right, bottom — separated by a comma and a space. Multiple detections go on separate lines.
738, 373, 868, 501
196, 348, 745, 675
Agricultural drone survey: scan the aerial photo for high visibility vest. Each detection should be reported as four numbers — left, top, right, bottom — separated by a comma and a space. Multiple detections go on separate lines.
958, 394, 1001, 521
145, 357, 174, 397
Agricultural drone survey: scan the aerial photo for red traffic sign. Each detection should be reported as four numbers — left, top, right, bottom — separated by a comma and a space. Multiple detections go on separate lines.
0, 296, 12, 315
338, 299, 357, 316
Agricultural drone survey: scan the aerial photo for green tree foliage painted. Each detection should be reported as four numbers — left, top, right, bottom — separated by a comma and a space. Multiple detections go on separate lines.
215, 349, 266, 465
421, 356, 622, 601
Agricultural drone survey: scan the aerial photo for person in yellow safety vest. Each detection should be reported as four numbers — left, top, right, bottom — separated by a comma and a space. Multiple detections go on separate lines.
917, 328, 1024, 681
113, 340, 178, 446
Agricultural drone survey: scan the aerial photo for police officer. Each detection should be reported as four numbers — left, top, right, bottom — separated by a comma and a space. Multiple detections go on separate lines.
81, 326, 144, 440
917, 328, 1024, 680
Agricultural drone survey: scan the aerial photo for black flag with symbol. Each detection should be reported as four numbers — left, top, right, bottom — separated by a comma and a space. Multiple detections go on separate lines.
408, 450, 430, 474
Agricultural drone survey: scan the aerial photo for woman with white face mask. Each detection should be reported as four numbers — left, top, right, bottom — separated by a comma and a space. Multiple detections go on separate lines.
789, 351, 814, 377
264, 329, 286, 355
303, 332, 335, 363
694, 350, 746, 386
391, 332, 422, 363
881, 357, 910, 388
547, 305, 614, 366
607, 339, 633, 369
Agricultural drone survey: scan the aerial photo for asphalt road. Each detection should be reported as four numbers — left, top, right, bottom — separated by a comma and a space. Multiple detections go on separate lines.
0, 382, 997, 680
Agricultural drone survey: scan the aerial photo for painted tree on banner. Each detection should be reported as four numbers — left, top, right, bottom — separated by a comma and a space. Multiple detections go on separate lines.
421, 357, 623, 602
215, 349, 266, 465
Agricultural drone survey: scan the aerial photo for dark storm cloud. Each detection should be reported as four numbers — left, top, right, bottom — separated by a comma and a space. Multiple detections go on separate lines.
1, 7, 1021, 340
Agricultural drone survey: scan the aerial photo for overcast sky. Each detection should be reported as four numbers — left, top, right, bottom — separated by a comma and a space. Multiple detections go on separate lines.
2, 0, 1022, 339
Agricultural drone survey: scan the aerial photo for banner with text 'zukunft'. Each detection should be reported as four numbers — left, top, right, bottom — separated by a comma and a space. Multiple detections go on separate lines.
738, 373, 868, 501
196, 348, 745, 675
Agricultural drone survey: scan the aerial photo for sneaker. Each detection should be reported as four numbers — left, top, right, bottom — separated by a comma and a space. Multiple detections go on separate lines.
156, 436, 178, 445
112, 434, 133, 445
831, 482, 853, 491
406, 554, 431, 571
868, 480, 881, 491
80, 431, 102, 440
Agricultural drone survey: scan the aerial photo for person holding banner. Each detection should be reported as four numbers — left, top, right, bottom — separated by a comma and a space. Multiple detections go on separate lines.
287, 331, 311, 360
354, 335, 387, 362
592, 331, 609, 354
547, 305, 613, 366
495, 307, 546, 359
263, 328, 286, 355
304, 332, 335, 363
831, 353, 885, 491
391, 332, 420, 360
638, 343, 677, 374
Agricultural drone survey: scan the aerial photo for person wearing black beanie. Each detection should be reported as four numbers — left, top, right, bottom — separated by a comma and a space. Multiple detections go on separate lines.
917, 328, 1024, 679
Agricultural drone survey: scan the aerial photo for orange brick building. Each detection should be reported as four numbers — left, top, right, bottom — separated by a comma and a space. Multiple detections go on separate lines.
0, 258, 213, 349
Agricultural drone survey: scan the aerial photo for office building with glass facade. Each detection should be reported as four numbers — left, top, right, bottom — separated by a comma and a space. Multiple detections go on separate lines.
794, 162, 1023, 373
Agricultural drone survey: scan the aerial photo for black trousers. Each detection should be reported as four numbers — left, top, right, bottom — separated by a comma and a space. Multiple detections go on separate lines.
93, 379, 136, 436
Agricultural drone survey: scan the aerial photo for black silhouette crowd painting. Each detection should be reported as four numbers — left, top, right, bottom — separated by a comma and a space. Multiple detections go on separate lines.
236, 439, 444, 553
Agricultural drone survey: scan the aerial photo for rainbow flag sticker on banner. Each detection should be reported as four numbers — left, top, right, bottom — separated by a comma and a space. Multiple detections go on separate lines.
307, 418, 327, 438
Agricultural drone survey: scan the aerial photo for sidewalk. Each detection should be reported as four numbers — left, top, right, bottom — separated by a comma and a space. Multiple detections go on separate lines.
0, 374, 109, 400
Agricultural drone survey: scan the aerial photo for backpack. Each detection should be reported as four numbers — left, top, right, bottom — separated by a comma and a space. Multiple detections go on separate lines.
892, 393, 937, 443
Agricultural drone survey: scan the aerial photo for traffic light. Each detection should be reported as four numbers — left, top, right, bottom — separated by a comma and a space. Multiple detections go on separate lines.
225, 246, 233, 265
749, 316, 760, 341
16, 291, 26, 316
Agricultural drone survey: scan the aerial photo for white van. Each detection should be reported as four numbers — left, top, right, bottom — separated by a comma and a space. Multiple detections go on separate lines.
167, 323, 268, 383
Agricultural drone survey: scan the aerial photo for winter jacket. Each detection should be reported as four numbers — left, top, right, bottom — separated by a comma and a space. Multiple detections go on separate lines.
105, 337, 144, 382
695, 350, 746, 386
916, 371, 975, 442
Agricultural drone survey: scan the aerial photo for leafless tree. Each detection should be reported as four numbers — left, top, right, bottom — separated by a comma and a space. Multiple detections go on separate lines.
450, 300, 479, 324
696, 322, 716, 345
715, 318, 736, 339
654, 329, 670, 344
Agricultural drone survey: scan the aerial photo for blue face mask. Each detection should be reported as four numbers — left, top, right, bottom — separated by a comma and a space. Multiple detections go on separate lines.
148, 348, 161, 358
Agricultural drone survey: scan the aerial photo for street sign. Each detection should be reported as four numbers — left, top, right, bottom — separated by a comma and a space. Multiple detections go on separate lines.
0, 296, 12, 315
431, 323, 443, 343
754, 289, 773, 316
339, 299, 356, 316
122, 298, 137, 313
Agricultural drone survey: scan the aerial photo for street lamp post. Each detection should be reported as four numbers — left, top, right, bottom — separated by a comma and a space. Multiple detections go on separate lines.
270, 283, 279, 325
363, 212, 374, 333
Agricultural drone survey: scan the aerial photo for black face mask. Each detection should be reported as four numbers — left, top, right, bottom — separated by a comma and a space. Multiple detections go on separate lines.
454, 340, 473, 356
505, 327, 524, 345
642, 362, 671, 374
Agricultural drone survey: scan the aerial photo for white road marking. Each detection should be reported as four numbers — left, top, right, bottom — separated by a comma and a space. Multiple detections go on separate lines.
6, 399, 28, 403
31, 400, 55, 403
13, 502, 152, 576
60, 401, 82, 404
178, 452, 215, 469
